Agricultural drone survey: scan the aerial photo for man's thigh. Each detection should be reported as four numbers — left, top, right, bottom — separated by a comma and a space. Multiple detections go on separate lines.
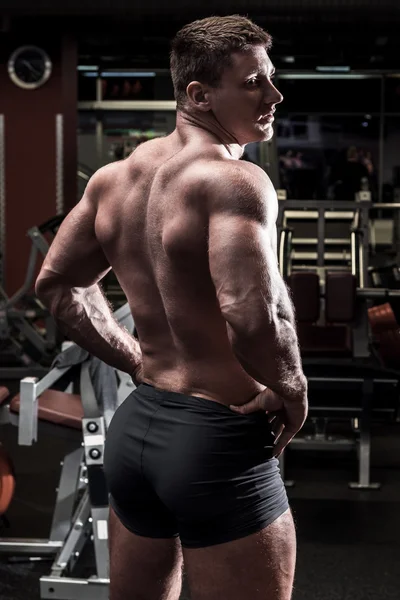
183, 509, 296, 600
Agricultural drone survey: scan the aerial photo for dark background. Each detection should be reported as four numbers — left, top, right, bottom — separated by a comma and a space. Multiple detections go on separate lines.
1, 0, 400, 71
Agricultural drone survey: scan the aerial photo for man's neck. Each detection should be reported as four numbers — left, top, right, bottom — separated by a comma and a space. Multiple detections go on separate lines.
175, 110, 244, 160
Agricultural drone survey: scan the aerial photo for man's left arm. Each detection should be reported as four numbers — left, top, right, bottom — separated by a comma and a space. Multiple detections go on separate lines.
36, 170, 142, 376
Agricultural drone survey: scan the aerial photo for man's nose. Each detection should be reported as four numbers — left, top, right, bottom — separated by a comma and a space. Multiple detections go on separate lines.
265, 82, 283, 106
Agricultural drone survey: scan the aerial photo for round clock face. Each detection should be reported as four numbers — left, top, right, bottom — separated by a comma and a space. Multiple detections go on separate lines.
8, 46, 52, 90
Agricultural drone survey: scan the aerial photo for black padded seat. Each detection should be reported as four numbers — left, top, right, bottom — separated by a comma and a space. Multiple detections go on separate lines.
10, 390, 83, 430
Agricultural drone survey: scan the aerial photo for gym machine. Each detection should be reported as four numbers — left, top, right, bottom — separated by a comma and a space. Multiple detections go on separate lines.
0, 216, 65, 380
278, 199, 400, 489
0, 302, 134, 600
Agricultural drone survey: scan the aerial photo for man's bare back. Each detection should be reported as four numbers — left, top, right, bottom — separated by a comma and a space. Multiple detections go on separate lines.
95, 133, 274, 406
36, 16, 308, 600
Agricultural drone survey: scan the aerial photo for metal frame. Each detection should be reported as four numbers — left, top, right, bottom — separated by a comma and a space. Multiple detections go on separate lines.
0, 224, 62, 378
280, 373, 398, 489
0, 302, 134, 599
0, 366, 110, 598
278, 199, 400, 488
56, 114, 64, 215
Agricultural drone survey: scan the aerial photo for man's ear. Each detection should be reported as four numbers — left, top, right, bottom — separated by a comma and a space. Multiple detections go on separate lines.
186, 81, 212, 111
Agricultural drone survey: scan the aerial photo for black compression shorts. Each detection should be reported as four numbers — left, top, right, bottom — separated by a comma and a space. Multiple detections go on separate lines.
103, 383, 289, 548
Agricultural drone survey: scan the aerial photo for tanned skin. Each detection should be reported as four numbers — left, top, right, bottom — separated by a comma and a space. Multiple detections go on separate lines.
37, 45, 307, 600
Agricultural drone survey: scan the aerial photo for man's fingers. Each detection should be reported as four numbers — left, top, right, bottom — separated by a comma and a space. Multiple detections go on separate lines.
272, 430, 296, 458
230, 389, 284, 415
272, 421, 285, 440
230, 396, 265, 415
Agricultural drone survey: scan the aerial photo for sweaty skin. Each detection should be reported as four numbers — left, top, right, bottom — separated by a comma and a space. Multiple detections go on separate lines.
36, 45, 307, 423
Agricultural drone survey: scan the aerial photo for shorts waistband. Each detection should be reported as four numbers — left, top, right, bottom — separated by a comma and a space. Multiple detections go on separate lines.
136, 383, 237, 414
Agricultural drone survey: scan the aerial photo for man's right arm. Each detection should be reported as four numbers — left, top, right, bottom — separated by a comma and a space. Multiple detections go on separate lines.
207, 167, 307, 405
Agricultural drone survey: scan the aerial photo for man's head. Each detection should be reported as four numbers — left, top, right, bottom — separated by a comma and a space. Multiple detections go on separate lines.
170, 15, 283, 145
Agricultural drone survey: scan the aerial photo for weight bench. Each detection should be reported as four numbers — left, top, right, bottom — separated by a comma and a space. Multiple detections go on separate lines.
0, 387, 16, 518
0, 303, 135, 600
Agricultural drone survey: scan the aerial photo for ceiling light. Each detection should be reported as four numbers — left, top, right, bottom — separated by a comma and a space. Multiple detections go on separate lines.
316, 66, 351, 73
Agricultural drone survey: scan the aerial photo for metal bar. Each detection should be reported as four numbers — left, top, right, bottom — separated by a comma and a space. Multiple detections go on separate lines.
349, 379, 380, 490
278, 74, 381, 80
284, 210, 355, 220
17, 368, 70, 446
96, 118, 103, 169
362, 203, 370, 287
36, 367, 71, 396
56, 114, 64, 215
283, 200, 366, 210
96, 77, 102, 103
308, 377, 365, 383
19, 377, 38, 446
0, 115, 5, 287
49, 448, 84, 543
281, 201, 400, 211
4, 246, 39, 307
40, 577, 109, 600
78, 100, 176, 111
372, 203, 400, 209
292, 238, 350, 245
0, 540, 63, 555
290, 438, 355, 451
378, 76, 385, 205
357, 287, 400, 299
13, 317, 46, 354
306, 407, 362, 413
292, 252, 350, 260
351, 231, 357, 279
358, 233, 365, 289
279, 229, 291, 277
51, 490, 91, 573
308, 406, 395, 414
27, 226, 50, 255
292, 265, 345, 272
317, 208, 325, 267
91, 506, 109, 578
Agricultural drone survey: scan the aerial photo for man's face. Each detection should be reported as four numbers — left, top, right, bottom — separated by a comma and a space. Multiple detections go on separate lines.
206, 45, 283, 145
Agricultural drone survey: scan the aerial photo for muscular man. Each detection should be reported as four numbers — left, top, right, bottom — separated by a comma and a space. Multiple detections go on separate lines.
36, 15, 308, 600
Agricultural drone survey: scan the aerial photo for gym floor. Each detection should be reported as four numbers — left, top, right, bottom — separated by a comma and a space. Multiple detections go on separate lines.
1, 388, 400, 600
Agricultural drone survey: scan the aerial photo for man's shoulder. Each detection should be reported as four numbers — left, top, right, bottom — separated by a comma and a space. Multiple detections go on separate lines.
186, 157, 267, 190
188, 159, 274, 214
86, 161, 123, 192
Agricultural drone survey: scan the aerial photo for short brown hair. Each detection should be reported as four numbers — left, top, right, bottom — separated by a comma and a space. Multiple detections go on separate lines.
170, 15, 272, 110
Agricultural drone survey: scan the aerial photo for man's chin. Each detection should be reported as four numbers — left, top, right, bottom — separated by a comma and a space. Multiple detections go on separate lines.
243, 127, 274, 145
261, 123, 274, 141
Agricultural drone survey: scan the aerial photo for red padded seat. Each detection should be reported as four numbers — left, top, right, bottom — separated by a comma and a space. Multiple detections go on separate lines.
10, 390, 83, 430
0, 444, 15, 515
0, 387, 10, 405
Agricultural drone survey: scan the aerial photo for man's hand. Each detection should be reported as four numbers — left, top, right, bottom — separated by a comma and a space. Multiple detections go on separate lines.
230, 388, 308, 457
132, 363, 145, 387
